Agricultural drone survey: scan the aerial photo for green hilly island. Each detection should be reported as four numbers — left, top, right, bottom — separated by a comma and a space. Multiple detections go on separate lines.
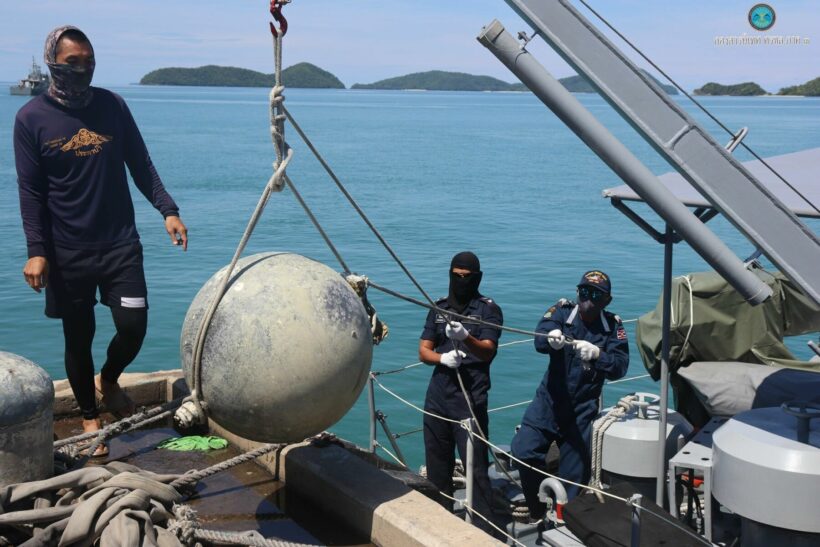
351, 69, 678, 94
139, 63, 344, 89
778, 77, 820, 96
694, 82, 767, 96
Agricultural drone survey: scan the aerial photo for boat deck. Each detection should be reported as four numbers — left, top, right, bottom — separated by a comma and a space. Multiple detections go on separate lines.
55, 415, 373, 546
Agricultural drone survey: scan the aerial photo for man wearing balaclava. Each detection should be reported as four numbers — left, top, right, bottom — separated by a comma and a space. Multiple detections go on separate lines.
511, 271, 629, 521
418, 251, 503, 534
13, 26, 188, 454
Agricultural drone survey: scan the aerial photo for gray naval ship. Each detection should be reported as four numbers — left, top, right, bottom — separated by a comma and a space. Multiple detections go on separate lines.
9, 57, 49, 96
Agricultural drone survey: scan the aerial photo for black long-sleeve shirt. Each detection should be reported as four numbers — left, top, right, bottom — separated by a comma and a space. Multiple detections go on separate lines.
14, 87, 178, 257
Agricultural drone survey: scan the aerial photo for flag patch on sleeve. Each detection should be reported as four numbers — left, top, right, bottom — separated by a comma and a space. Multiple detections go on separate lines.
616, 327, 627, 340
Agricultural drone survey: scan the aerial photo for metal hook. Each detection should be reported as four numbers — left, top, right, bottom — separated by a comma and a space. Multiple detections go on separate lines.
269, 0, 290, 37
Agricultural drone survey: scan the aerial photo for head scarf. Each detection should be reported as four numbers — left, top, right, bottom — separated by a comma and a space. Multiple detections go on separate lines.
448, 251, 483, 312
44, 25, 95, 109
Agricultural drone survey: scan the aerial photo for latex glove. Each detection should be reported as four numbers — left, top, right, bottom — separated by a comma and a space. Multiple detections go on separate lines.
547, 329, 566, 350
445, 321, 469, 341
575, 340, 601, 361
440, 350, 467, 369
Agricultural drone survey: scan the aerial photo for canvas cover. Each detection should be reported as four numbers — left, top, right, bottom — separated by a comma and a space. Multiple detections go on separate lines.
636, 267, 820, 380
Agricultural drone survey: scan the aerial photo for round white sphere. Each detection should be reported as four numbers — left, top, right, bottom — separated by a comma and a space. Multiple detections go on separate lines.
180, 252, 373, 442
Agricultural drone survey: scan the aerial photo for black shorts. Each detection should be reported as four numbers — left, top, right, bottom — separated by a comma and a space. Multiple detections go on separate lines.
45, 241, 148, 318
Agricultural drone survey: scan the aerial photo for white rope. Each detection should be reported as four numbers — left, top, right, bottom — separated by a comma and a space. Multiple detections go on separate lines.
188, 25, 295, 421
472, 430, 629, 504
679, 275, 695, 355
375, 443, 407, 468
437, 490, 526, 547
488, 400, 532, 414
589, 395, 637, 501
372, 377, 463, 425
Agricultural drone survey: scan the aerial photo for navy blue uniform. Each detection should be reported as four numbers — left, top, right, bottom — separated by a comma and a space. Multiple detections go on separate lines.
512, 301, 628, 513
421, 295, 502, 530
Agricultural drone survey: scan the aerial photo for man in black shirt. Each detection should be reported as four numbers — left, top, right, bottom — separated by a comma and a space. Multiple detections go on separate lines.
14, 26, 187, 451
419, 251, 503, 533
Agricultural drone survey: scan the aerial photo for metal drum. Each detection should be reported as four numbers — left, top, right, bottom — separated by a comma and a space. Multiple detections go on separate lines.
0, 352, 54, 486
712, 403, 820, 546
181, 252, 373, 443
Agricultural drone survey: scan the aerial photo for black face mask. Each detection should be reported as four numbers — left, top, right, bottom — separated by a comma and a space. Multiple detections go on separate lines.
448, 271, 483, 312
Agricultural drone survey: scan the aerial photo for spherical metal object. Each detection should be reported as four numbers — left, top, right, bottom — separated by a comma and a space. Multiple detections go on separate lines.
0, 351, 54, 486
181, 252, 373, 443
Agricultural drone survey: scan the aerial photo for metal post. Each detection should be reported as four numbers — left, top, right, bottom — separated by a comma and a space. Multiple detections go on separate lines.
376, 410, 408, 466
367, 375, 377, 453
477, 20, 771, 305
656, 224, 673, 506
463, 418, 474, 525
630, 494, 643, 547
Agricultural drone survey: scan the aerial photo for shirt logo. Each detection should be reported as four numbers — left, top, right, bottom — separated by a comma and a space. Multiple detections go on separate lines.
60, 128, 112, 157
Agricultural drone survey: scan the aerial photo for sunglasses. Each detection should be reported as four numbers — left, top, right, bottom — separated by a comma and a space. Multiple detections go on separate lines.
578, 286, 606, 302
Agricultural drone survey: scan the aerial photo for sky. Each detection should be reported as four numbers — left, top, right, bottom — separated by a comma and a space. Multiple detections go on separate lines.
0, 1, 817, 91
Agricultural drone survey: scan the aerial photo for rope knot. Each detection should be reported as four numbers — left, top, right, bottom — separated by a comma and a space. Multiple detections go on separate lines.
168, 503, 199, 545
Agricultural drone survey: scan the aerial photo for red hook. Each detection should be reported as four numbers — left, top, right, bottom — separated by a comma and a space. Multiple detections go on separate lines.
270, 0, 289, 37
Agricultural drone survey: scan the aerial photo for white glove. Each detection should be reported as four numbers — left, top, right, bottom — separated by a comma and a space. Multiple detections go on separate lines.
440, 349, 467, 369
575, 340, 600, 361
445, 321, 469, 341
547, 329, 566, 350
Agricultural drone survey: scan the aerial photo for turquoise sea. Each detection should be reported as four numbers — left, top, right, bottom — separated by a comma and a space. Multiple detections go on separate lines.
1, 86, 818, 468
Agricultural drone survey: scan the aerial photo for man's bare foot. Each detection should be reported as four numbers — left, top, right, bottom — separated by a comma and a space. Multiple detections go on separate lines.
82, 417, 102, 434
80, 418, 109, 457
95, 375, 136, 418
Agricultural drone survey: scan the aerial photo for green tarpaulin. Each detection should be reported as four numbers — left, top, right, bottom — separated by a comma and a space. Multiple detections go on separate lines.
636, 268, 820, 379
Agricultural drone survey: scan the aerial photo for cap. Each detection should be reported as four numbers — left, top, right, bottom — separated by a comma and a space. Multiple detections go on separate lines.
577, 270, 611, 294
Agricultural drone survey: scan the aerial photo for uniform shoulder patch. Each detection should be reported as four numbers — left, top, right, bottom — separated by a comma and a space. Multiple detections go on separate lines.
480, 296, 493, 304
616, 325, 628, 340
543, 305, 557, 319
556, 298, 575, 308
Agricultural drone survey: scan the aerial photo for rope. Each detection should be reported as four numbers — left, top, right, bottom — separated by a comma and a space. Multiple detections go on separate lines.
375, 443, 407, 468
373, 338, 533, 377
576, 0, 820, 216
368, 280, 552, 340
193, 528, 311, 547
436, 489, 526, 547
282, 106, 442, 311
371, 376, 463, 425
170, 443, 283, 490
589, 396, 637, 500
189, 24, 296, 421
283, 173, 350, 273
54, 397, 184, 448
678, 274, 695, 356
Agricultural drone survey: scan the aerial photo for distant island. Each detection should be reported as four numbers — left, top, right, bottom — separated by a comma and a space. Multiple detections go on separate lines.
350, 69, 679, 95
139, 63, 344, 89
694, 82, 767, 96
778, 76, 820, 97
139, 64, 818, 98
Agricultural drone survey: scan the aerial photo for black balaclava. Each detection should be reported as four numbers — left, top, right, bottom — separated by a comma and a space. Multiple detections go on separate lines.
44, 25, 95, 109
448, 251, 483, 312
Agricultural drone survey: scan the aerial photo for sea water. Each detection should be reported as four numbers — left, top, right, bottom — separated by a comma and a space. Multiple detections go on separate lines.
1, 86, 818, 468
